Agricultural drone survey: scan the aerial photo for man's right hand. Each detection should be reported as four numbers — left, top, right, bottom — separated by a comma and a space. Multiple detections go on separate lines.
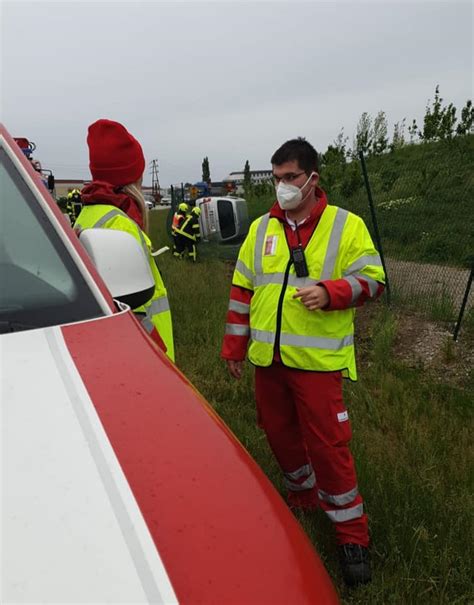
227, 359, 244, 380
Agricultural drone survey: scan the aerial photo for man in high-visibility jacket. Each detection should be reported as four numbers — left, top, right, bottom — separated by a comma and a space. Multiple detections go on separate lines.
74, 119, 174, 361
171, 202, 189, 258
221, 137, 385, 588
174, 206, 201, 262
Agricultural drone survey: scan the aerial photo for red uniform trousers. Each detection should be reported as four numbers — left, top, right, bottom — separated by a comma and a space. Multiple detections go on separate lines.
255, 363, 369, 546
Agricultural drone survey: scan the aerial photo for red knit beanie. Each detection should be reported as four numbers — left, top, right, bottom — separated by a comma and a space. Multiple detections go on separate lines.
87, 119, 146, 186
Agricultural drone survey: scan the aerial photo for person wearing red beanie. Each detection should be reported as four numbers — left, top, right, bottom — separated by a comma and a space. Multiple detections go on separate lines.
74, 119, 175, 361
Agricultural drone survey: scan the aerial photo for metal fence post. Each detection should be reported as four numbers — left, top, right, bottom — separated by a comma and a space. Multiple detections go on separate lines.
453, 267, 473, 341
359, 150, 391, 305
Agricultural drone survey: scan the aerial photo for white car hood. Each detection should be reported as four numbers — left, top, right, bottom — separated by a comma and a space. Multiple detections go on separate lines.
1, 326, 177, 604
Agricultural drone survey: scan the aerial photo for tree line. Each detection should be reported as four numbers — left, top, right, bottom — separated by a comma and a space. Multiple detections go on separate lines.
199, 85, 473, 198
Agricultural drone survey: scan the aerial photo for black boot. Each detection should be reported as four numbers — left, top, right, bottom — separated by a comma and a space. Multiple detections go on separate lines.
338, 543, 371, 587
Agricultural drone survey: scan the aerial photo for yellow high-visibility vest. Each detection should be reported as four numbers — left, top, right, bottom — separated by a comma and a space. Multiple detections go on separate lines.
75, 204, 175, 361
230, 205, 385, 380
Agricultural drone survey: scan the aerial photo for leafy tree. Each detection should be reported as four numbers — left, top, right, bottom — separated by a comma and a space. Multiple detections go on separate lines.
355, 112, 373, 155
421, 85, 458, 142
421, 85, 444, 141
390, 118, 406, 151
320, 129, 348, 193
340, 160, 362, 197
408, 118, 419, 143
334, 127, 350, 159
243, 159, 252, 196
373, 111, 389, 154
456, 99, 474, 135
202, 156, 211, 183
439, 103, 457, 140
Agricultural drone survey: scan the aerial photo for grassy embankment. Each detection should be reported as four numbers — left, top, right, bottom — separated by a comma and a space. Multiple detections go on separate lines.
149, 209, 473, 604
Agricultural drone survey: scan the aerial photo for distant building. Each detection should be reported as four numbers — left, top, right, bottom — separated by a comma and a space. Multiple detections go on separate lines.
223, 170, 273, 194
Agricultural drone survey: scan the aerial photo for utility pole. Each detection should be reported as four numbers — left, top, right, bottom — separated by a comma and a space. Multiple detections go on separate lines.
150, 159, 161, 203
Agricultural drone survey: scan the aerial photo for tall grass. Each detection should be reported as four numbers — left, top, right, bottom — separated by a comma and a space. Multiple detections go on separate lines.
149, 210, 473, 604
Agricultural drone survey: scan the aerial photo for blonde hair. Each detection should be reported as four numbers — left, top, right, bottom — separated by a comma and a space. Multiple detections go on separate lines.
122, 182, 149, 234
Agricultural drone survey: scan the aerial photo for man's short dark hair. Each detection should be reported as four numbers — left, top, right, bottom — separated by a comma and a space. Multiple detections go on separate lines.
271, 137, 319, 175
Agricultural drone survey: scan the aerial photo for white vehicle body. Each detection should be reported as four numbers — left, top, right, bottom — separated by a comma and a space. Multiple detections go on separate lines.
196, 196, 249, 242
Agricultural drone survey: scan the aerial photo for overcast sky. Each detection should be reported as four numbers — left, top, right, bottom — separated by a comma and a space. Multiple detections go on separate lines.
2, 1, 472, 187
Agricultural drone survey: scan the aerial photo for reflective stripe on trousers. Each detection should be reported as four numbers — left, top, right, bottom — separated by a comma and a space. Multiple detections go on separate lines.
324, 503, 364, 523
318, 485, 359, 507
284, 464, 316, 491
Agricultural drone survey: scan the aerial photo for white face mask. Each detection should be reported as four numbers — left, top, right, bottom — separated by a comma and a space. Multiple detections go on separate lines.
276, 172, 316, 210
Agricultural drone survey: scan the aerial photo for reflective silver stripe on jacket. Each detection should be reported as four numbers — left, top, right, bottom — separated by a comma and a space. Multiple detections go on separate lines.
353, 273, 379, 296
135, 226, 149, 257
91, 208, 149, 257
251, 329, 353, 351
318, 485, 358, 506
320, 208, 349, 280
91, 208, 125, 228
343, 275, 363, 304
228, 300, 250, 314
345, 254, 382, 274
225, 323, 250, 336
235, 259, 254, 285
254, 213, 270, 276
343, 273, 379, 303
140, 315, 154, 334
148, 296, 170, 315
281, 333, 353, 350
325, 503, 364, 523
250, 328, 275, 345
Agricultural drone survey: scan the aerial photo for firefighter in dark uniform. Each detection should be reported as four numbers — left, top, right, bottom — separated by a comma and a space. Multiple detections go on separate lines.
66, 189, 82, 225
174, 206, 201, 262
171, 202, 189, 258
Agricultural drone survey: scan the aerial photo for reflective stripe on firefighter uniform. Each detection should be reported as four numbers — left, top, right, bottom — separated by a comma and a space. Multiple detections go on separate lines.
174, 214, 201, 262
75, 204, 174, 361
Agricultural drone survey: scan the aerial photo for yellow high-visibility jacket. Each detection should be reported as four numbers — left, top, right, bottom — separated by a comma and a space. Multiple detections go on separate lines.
75, 204, 174, 361
231, 205, 385, 380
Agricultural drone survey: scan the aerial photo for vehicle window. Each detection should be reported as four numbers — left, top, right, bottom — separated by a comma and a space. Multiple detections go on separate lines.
0, 148, 105, 333
217, 199, 236, 239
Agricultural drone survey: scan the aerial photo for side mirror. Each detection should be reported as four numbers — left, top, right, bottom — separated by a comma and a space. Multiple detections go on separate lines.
79, 229, 155, 309
47, 174, 55, 191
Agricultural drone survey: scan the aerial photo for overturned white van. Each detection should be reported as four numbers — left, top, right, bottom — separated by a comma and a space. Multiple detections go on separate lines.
196, 196, 249, 243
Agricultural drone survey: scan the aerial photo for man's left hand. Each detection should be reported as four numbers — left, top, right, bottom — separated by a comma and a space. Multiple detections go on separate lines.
293, 285, 329, 310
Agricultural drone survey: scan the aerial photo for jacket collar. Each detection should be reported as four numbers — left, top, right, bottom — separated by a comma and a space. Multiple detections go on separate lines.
80, 180, 144, 230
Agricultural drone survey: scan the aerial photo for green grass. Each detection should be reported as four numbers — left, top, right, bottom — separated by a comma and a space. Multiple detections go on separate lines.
150, 210, 473, 604
325, 136, 474, 269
